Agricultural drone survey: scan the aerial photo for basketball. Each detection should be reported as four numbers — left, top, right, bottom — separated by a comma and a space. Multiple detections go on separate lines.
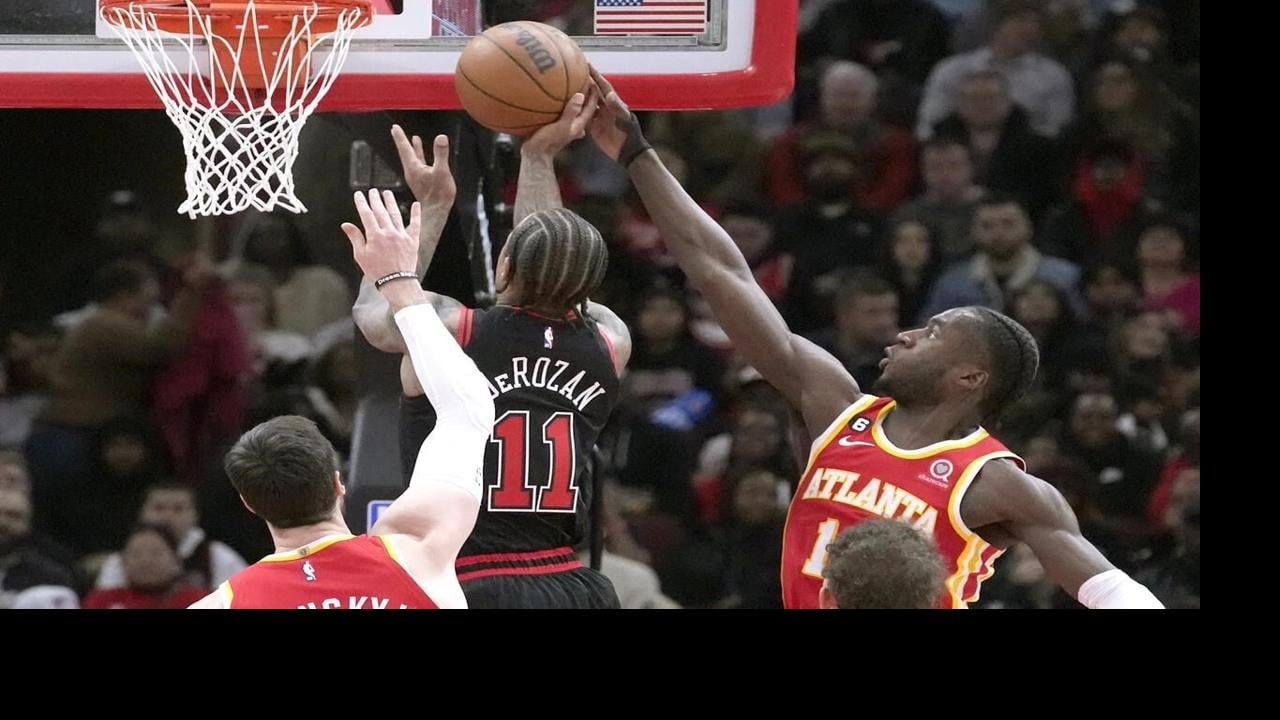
454, 21, 590, 136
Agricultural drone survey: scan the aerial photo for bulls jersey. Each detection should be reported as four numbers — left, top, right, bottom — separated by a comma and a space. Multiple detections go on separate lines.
400, 305, 620, 556
782, 395, 1024, 609
215, 534, 438, 610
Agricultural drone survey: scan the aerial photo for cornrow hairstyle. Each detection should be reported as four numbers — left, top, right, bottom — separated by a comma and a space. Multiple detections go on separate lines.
505, 208, 609, 326
971, 307, 1040, 425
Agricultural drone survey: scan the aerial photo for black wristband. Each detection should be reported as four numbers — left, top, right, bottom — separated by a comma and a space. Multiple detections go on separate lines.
374, 271, 418, 289
621, 140, 654, 168
614, 110, 652, 168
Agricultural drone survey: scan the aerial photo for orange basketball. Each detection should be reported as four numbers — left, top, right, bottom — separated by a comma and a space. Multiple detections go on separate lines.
454, 21, 589, 136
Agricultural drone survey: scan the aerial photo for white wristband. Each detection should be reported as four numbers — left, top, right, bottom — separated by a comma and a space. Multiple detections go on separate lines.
1077, 569, 1165, 609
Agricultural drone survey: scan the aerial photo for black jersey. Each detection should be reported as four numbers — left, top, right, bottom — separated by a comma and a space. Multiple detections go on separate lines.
400, 305, 620, 556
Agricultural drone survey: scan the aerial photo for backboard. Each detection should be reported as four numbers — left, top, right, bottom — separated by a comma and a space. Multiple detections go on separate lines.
0, 0, 795, 111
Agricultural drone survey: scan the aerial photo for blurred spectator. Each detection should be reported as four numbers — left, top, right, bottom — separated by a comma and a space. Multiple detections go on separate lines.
1115, 377, 1170, 455
694, 403, 797, 525
662, 469, 789, 609
305, 341, 359, 458
26, 259, 209, 550
228, 263, 312, 379
719, 205, 792, 305
1147, 407, 1198, 531
768, 61, 917, 212
578, 484, 680, 609
807, 273, 901, 390
894, 135, 988, 261
798, 0, 953, 125
1089, 1, 1199, 106
1134, 490, 1198, 608
63, 190, 166, 313
1135, 216, 1199, 336
1062, 54, 1198, 210
0, 332, 53, 451
37, 260, 207, 428
1009, 279, 1097, 392
928, 70, 1062, 220
0, 451, 30, 494
647, 111, 766, 208
776, 133, 885, 333
918, 0, 1076, 138
1040, 139, 1150, 265
1112, 310, 1172, 389
920, 194, 1086, 322
94, 483, 246, 592
879, 215, 946, 328
616, 147, 711, 274
42, 418, 167, 556
1060, 391, 1163, 567
1021, 433, 1092, 509
717, 470, 789, 609
614, 287, 726, 519
1082, 262, 1142, 334
0, 488, 77, 609
237, 212, 351, 338
800, 0, 952, 87
82, 524, 209, 609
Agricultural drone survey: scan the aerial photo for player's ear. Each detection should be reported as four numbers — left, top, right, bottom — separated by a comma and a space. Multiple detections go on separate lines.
333, 471, 346, 498
954, 365, 989, 393
495, 252, 513, 292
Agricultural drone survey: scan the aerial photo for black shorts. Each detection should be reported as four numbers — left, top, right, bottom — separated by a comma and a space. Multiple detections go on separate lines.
457, 547, 620, 609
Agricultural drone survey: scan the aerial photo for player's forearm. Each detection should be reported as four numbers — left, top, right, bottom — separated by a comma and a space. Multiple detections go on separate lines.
627, 150, 752, 284
353, 278, 406, 353
514, 150, 563, 224
415, 201, 451, 279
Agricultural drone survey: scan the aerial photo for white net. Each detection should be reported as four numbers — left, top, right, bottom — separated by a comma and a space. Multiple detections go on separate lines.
100, 2, 368, 217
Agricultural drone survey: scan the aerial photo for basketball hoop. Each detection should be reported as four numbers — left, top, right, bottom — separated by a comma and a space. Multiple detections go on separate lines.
99, 1, 374, 217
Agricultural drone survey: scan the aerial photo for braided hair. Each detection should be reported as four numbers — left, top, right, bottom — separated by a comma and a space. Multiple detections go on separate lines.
971, 307, 1040, 424
505, 208, 609, 325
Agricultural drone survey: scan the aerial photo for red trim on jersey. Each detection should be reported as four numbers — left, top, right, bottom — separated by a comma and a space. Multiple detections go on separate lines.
505, 305, 580, 323
455, 546, 576, 568
457, 559, 584, 583
456, 306, 474, 347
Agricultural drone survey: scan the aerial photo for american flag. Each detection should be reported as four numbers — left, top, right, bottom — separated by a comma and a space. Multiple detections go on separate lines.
595, 0, 708, 36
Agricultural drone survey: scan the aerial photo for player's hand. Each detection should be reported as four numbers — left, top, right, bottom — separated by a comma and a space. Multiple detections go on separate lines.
586, 66, 651, 166
342, 189, 422, 282
522, 87, 599, 157
392, 127, 456, 210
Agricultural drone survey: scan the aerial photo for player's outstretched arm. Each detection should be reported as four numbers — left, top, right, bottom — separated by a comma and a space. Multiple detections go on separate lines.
586, 68, 858, 433
346, 190, 494, 562
352, 128, 463, 353
515, 91, 631, 373
965, 460, 1164, 609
